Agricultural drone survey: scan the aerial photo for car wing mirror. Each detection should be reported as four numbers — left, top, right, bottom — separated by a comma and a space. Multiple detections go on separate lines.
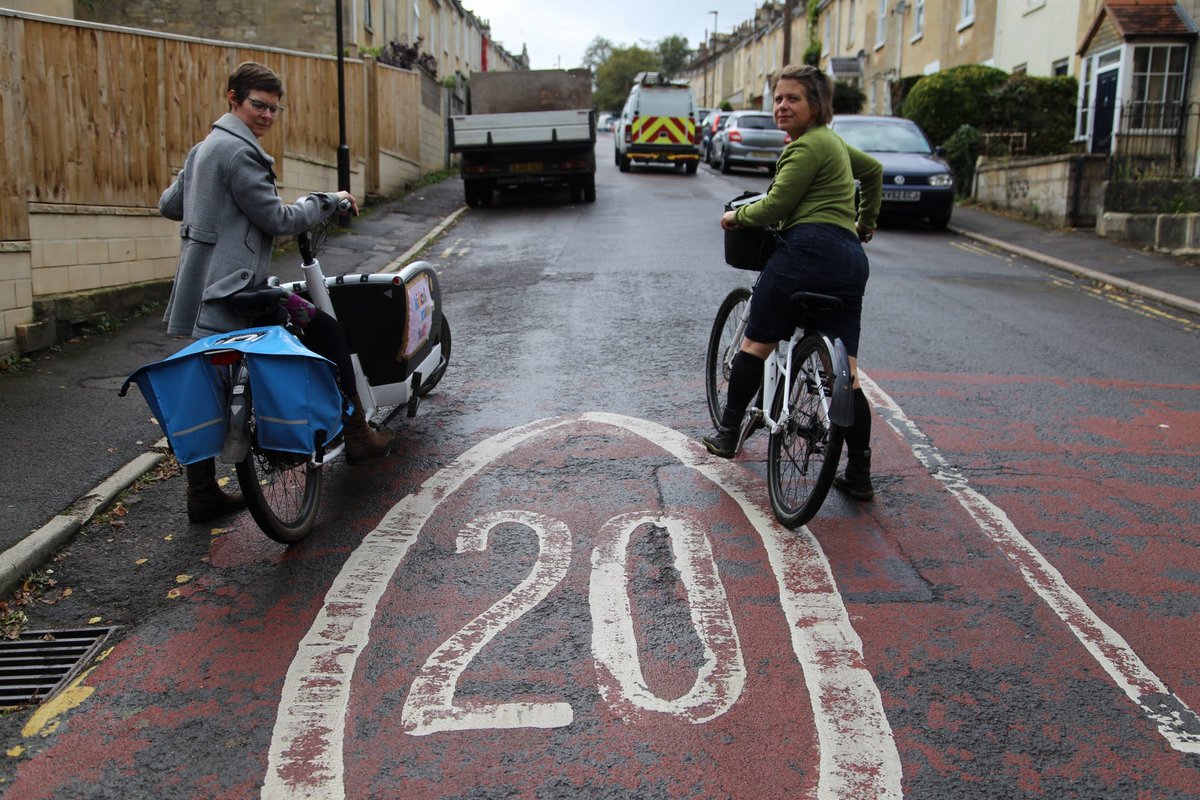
934, 145, 946, 157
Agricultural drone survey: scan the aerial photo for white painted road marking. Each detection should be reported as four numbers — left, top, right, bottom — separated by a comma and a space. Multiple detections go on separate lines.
262, 413, 901, 800
861, 372, 1200, 754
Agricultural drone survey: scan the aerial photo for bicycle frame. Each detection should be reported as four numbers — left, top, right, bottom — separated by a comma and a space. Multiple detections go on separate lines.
727, 293, 852, 438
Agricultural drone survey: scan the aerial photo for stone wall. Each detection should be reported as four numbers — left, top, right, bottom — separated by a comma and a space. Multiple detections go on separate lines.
973, 154, 1108, 227
77, 0, 342, 55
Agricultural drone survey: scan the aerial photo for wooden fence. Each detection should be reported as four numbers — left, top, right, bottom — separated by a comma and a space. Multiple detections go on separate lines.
0, 10, 447, 355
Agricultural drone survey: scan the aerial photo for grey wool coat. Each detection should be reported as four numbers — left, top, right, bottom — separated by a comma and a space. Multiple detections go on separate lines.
160, 113, 340, 338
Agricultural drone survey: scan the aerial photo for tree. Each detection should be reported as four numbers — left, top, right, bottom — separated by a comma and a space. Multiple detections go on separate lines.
581, 37, 614, 73
656, 35, 691, 79
593, 45, 660, 112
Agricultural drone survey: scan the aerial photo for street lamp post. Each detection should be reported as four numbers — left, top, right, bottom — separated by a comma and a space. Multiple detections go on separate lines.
709, 11, 718, 107
335, 0, 351, 223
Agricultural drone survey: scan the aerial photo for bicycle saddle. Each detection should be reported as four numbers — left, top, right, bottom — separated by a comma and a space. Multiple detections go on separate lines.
789, 292, 843, 313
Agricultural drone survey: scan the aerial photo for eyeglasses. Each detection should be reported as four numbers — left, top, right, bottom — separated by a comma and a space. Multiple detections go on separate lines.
246, 98, 286, 115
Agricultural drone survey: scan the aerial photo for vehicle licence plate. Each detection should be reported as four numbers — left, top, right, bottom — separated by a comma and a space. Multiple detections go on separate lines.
511, 162, 543, 172
750, 151, 773, 159
882, 189, 921, 201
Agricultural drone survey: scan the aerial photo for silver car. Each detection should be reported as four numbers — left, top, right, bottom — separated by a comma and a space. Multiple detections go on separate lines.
710, 111, 789, 174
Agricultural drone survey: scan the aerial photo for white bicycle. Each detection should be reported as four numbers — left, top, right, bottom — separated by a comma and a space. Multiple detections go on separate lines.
705, 284, 853, 527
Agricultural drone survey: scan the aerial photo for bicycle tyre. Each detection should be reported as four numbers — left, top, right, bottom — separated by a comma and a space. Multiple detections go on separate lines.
767, 334, 845, 528
235, 393, 323, 544
417, 315, 452, 397
705, 287, 752, 428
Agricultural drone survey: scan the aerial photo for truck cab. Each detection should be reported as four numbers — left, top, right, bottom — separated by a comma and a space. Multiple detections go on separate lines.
614, 72, 700, 175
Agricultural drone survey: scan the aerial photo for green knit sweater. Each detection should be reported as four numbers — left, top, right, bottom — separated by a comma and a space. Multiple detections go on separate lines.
733, 124, 882, 234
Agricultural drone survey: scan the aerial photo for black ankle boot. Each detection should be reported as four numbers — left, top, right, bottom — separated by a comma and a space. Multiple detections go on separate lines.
703, 426, 742, 458
833, 448, 875, 501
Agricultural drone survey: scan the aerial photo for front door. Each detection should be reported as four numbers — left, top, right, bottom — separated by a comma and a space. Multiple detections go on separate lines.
1091, 70, 1118, 154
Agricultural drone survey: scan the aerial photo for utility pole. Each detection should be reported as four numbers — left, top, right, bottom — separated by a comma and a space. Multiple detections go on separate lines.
335, 0, 351, 224
709, 11, 719, 106
782, 1, 792, 67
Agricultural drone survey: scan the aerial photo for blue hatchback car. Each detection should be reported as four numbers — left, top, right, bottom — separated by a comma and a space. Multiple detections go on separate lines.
829, 115, 955, 230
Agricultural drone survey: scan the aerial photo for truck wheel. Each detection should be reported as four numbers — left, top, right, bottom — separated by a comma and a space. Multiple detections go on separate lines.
618, 154, 631, 173
614, 149, 620, 166
584, 175, 596, 202
685, 161, 698, 175
479, 183, 494, 206
464, 182, 481, 208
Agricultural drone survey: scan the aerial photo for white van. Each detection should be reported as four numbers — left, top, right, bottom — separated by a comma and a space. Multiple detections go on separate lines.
614, 72, 700, 175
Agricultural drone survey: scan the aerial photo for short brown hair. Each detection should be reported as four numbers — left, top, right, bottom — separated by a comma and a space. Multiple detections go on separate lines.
773, 64, 834, 127
227, 61, 284, 105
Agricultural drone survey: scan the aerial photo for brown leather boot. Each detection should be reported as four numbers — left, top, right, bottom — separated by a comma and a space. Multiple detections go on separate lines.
185, 458, 246, 522
344, 398, 395, 464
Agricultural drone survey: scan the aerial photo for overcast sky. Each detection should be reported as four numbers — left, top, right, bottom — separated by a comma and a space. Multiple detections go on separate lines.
462, 0, 764, 70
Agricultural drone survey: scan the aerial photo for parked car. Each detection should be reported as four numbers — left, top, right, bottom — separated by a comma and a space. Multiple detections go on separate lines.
598, 113, 618, 132
709, 110, 790, 174
829, 114, 955, 229
699, 109, 727, 164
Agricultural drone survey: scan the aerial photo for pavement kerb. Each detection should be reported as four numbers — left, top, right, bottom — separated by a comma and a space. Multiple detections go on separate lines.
382, 204, 469, 274
0, 446, 168, 599
950, 225, 1200, 317
0, 204, 470, 602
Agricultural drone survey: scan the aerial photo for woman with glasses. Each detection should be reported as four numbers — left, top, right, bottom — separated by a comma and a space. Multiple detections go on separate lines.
159, 61, 393, 523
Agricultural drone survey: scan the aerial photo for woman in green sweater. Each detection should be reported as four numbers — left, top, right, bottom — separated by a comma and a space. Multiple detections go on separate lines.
704, 64, 883, 501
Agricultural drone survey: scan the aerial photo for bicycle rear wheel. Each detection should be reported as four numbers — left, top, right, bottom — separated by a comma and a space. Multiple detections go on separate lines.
705, 287, 752, 428
235, 394, 323, 544
767, 334, 844, 528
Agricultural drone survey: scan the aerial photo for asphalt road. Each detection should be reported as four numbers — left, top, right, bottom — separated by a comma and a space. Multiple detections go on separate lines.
0, 140, 1197, 799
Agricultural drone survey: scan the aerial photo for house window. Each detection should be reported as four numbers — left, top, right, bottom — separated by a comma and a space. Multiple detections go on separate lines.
959, 0, 975, 29
1129, 44, 1189, 129
409, 1, 420, 44
1053, 58, 1069, 76
1012, 63, 1027, 76
847, 0, 856, 47
876, 0, 886, 47
912, 0, 925, 41
823, 12, 831, 56
363, 0, 373, 32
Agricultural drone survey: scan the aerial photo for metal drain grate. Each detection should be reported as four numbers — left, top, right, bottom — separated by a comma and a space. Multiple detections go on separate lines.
0, 627, 115, 709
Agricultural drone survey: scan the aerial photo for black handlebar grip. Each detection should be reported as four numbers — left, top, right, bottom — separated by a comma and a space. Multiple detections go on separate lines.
338, 198, 352, 213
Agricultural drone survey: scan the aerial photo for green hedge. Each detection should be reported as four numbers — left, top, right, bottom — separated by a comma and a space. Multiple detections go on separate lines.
903, 65, 1008, 145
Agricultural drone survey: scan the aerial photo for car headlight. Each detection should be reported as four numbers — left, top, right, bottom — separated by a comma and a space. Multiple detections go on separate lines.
928, 173, 953, 187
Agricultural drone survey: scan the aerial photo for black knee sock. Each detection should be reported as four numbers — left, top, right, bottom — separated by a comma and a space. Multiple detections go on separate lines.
844, 387, 872, 453
720, 350, 765, 428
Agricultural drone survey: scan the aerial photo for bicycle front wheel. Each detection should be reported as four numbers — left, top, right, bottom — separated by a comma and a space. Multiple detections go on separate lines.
767, 335, 845, 528
235, 397, 323, 544
705, 287, 752, 428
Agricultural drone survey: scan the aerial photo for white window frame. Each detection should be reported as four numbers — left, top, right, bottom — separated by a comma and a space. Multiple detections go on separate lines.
957, 0, 975, 31
911, 0, 925, 43
847, 0, 856, 48
823, 13, 831, 57
875, 0, 886, 48
1126, 42, 1190, 132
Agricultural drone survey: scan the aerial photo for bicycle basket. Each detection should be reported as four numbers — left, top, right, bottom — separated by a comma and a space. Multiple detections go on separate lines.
724, 192, 776, 271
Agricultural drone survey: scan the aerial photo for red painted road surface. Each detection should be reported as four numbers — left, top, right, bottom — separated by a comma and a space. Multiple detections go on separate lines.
4, 381, 1197, 797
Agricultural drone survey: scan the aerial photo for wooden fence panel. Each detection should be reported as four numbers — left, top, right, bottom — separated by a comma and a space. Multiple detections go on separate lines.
376, 64, 421, 163
0, 16, 29, 239
0, 12, 436, 243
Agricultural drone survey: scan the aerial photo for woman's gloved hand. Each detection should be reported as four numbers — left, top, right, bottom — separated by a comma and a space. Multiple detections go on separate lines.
278, 289, 318, 329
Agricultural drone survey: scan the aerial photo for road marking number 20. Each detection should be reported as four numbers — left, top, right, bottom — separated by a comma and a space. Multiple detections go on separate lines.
401, 509, 747, 735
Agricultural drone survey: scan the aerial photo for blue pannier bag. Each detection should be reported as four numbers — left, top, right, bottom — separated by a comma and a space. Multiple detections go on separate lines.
120, 327, 345, 465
